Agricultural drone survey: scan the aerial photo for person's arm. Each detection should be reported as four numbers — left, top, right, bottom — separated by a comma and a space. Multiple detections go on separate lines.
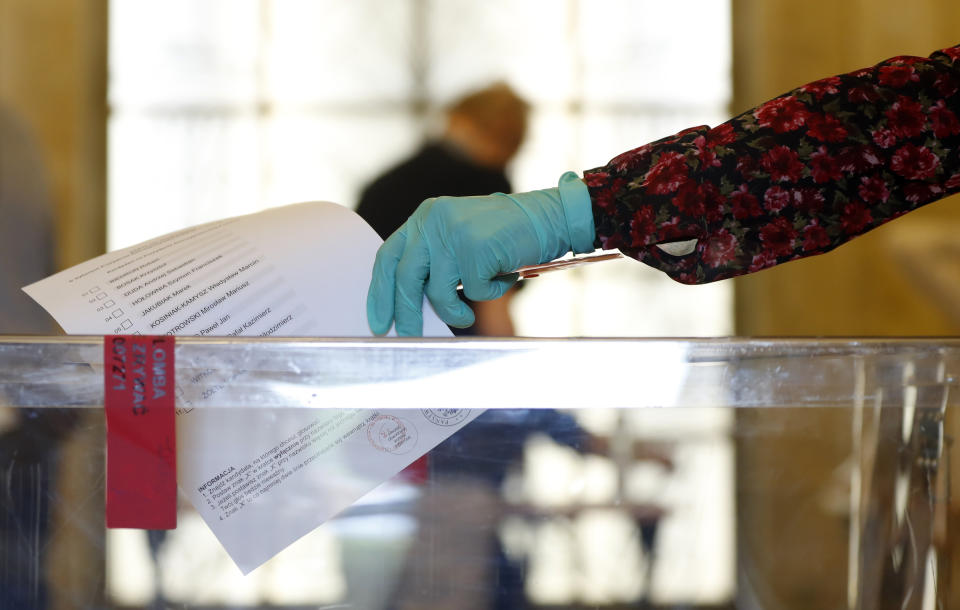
585, 44, 960, 284
367, 44, 960, 336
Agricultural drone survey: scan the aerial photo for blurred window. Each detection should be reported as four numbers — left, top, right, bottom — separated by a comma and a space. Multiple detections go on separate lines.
109, 0, 732, 337
108, 0, 733, 607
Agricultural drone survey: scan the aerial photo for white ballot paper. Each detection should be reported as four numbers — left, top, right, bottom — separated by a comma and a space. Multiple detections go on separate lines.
24, 201, 483, 574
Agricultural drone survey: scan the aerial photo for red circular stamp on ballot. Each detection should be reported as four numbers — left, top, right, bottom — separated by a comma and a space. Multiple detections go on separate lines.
366, 414, 418, 455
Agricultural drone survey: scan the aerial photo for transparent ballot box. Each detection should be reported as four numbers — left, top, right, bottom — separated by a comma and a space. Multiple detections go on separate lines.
1, 336, 957, 610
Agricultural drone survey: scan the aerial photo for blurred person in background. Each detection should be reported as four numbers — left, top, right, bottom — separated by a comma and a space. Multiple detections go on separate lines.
0, 103, 77, 609
357, 81, 528, 336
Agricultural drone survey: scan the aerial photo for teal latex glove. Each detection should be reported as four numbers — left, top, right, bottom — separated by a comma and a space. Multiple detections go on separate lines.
367, 171, 595, 336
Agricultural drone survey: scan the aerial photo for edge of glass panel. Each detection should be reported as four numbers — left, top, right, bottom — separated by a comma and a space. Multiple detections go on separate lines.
1, 335, 957, 410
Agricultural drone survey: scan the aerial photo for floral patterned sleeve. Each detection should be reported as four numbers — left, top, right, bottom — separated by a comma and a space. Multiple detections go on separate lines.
583, 44, 960, 284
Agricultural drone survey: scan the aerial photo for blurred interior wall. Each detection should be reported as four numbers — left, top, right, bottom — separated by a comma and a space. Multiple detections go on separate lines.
0, 1, 107, 609
0, 0, 107, 269
731, 1, 960, 608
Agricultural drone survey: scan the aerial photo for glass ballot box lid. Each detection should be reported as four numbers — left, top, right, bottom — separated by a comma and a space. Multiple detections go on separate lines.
0, 336, 956, 610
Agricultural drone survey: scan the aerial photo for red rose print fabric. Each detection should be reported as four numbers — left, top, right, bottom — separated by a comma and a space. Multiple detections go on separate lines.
584, 44, 960, 284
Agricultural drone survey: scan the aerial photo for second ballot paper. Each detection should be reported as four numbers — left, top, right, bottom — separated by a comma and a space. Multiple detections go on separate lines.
23, 201, 483, 574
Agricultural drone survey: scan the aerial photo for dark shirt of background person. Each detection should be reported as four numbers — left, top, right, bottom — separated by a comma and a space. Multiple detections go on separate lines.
356, 83, 529, 337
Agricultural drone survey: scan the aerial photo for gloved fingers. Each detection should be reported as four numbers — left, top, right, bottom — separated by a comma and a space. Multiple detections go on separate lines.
393, 234, 431, 337
488, 274, 519, 299
460, 268, 517, 302
425, 255, 475, 328
367, 229, 407, 335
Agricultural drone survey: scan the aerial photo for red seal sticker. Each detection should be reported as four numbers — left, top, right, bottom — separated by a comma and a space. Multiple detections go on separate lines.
104, 335, 177, 529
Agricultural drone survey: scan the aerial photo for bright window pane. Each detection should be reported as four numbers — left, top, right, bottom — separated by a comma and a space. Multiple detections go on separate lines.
264, 112, 420, 209
109, 0, 260, 107
579, 0, 732, 106
268, 0, 414, 103
426, 0, 574, 104
108, 113, 262, 248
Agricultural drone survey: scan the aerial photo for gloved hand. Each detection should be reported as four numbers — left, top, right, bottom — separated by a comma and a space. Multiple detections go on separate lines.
367, 171, 595, 336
